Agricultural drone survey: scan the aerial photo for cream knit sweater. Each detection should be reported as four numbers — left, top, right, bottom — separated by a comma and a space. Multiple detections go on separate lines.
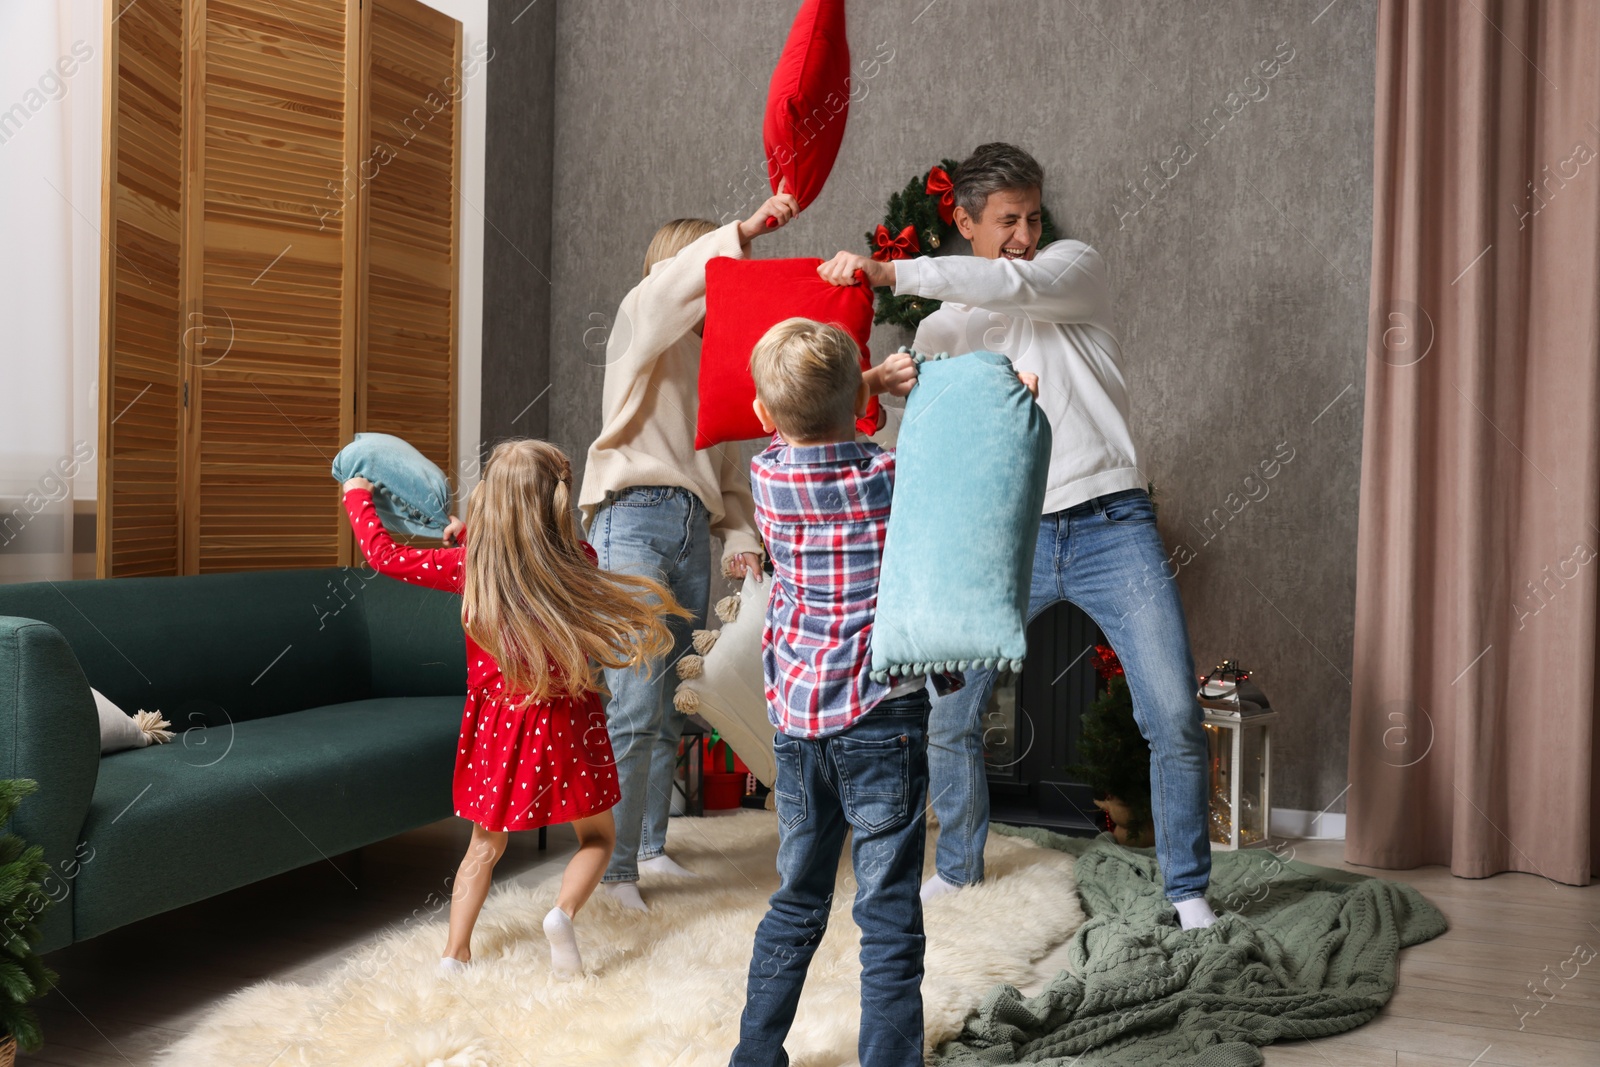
578, 222, 761, 566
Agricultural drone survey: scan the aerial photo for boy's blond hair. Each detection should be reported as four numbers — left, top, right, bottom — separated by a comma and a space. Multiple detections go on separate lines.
749, 318, 862, 441
642, 218, 718, 277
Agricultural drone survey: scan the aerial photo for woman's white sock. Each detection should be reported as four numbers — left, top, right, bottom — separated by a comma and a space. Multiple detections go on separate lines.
638, 854, 695, 878
601, 881, 648, 911
543, 907, 583, 978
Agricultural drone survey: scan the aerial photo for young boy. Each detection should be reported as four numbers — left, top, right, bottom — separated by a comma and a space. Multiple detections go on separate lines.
728, 317, 933, 1067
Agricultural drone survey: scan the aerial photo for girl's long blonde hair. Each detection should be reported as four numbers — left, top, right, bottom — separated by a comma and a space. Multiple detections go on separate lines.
461, 439, 686, 701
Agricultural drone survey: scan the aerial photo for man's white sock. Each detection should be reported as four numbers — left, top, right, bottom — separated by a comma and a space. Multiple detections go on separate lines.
1175, 897, 1218, 930
638, 854, 695, 878
601, 881, 648, 911
920, 873, 962, 903
543, 907, 583, 978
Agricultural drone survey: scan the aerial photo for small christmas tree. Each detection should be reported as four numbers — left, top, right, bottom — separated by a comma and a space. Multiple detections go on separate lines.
0, 779, 59, 1053
1069, 645, 1154, 846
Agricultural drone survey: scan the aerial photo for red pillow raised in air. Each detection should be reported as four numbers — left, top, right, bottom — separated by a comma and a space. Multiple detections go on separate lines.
696, 257, 880, 450
763, 0, 850, 214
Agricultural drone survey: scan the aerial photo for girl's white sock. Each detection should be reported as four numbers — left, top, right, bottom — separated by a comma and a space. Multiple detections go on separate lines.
438, 956, 468, 975
543, 907, 582, 978
1175, 897, 1218, 930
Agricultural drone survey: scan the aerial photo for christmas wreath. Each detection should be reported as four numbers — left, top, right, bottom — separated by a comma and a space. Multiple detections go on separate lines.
865, 159, 1059, 331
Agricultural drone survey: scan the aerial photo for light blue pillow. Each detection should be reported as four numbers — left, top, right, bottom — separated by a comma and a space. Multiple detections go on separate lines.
331, 433, 452, 538
870, 350, 1052, 682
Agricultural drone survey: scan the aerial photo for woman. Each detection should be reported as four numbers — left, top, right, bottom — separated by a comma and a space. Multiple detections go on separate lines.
578, 190, 799, 909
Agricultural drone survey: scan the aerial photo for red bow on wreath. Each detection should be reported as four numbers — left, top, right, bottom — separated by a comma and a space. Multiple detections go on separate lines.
871, 223, 920, 262
925, 165, 957, 225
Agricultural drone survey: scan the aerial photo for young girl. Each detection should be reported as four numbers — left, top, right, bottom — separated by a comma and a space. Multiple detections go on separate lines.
576, 190, 797, 909
341, 439, 684, 978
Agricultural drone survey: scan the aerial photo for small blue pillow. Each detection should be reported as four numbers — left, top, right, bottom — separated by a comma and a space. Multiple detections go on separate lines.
870, 351, 1052, 682
331, 433, 452, 538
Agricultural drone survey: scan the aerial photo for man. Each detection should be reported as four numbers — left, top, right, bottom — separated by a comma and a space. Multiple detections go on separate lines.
818, 142, 1216, 929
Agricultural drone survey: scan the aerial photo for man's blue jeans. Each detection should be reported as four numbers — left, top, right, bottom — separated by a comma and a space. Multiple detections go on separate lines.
590, 486, 710, 883
731, 691, 930, 1067
928, 488, 1212, 903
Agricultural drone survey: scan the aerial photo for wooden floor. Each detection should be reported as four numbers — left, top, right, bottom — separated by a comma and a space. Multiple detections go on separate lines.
20, 827, 1600, 1066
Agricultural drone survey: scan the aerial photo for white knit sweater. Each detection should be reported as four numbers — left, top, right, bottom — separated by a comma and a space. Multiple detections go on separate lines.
577, 222, 761, 564
897, 239, 1144, 514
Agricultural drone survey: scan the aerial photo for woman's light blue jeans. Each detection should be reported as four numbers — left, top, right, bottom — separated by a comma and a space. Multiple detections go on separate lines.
928, 488, 1213, 903
589, 486, 710, 884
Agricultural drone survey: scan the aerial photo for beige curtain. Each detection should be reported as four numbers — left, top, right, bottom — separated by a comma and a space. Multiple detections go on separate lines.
1347, 0, 1600, 885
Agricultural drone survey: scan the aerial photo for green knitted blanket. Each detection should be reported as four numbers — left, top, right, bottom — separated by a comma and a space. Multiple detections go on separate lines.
931, 827, 1447, 1067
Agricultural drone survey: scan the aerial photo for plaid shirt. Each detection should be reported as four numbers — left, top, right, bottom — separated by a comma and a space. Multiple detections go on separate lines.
751, 434, 898, 739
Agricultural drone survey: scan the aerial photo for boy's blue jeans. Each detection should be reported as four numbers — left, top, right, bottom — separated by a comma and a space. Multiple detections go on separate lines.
590, 486, 710, 883
929, 488, 1213, 903
731, 691, 931, 1067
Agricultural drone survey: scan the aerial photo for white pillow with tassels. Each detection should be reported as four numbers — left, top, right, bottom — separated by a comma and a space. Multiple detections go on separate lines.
674, 572, 777, 789
91, 688, 174, 755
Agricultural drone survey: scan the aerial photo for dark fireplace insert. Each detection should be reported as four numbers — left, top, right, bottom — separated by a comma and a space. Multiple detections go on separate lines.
979, 601, 1106, 836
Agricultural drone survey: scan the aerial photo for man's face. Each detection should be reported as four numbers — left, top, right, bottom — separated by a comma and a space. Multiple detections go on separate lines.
953, 186, 1042, 261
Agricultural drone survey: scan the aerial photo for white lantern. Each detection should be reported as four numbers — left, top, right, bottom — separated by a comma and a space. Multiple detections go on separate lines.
1201, 701, 1275, 849
1198, 660, 1275, 850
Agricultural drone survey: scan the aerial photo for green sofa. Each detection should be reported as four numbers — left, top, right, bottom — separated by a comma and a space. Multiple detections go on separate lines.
0, 567, 467, 954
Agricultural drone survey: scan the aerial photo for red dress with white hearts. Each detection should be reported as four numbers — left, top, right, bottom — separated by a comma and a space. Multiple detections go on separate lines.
344, 489, 620, 832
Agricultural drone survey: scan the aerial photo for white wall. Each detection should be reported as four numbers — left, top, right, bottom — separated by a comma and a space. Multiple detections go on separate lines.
421, 0, 489, 501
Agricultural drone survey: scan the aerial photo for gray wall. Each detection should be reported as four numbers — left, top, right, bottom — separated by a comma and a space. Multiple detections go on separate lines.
532, 0, 1376, 814
480, 0, 559, 458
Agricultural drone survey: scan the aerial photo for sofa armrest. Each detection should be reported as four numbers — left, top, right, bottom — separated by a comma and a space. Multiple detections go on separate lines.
0, 616, 100, 953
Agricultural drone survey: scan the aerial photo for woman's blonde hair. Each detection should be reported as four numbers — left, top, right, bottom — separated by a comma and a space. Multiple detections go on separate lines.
643, 218, 718, 277
461, 439, 687, 701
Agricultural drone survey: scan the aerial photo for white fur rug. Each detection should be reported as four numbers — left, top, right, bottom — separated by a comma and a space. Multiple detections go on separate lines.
156, 811, 1082, 1067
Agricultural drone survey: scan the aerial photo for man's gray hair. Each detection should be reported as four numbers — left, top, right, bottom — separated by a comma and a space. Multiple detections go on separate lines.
950, 142, 1044, 221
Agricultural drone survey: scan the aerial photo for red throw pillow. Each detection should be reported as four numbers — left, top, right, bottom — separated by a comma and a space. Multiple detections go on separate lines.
696, 257, 880, 449
763, 0, 850, 212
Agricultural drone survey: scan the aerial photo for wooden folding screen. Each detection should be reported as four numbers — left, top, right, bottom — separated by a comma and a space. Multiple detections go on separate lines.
185, 0, 360, 572
99, 0, 186, 576
98, 0, 461, 576
362, 1, 462, 491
